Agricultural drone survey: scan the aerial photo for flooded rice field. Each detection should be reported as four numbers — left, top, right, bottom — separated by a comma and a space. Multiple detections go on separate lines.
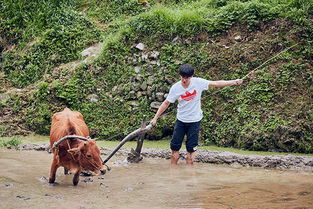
0, 149, 313, 209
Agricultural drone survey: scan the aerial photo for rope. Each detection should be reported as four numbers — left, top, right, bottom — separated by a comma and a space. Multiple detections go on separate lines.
209, 43, 299, 96
241, 43, 299, 80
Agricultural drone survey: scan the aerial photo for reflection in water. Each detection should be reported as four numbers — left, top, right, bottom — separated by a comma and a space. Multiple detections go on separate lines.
0, 149, 312, 209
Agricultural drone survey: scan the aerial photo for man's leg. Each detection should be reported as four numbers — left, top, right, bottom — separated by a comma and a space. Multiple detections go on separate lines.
170, 120, 186, 165
171, 150, 180, 165
186, 151, 196, 165
185, 121, 200, 165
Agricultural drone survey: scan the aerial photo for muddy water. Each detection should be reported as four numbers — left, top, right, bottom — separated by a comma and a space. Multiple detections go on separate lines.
0, 149, 312, 209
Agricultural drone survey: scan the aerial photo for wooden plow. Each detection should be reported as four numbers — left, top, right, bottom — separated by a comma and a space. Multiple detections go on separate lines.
102, 116, 153, 164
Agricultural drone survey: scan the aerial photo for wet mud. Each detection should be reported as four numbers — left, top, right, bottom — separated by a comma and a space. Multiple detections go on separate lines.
1, 149, 313, 209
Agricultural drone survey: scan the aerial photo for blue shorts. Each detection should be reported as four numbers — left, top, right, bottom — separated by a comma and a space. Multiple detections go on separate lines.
170, 120, 201, 153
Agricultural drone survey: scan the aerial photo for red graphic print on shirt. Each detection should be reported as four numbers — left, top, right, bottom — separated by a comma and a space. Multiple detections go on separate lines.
180, 90, 197, 101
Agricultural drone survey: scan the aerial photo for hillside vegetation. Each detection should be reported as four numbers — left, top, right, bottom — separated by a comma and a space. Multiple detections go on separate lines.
0, 0, 312, 153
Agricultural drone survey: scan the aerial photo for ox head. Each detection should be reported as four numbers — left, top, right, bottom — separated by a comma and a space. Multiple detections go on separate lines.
68, 140, 106, 175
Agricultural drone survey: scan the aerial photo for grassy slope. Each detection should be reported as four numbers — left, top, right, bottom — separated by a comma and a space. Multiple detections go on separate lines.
0, 0, 312, 153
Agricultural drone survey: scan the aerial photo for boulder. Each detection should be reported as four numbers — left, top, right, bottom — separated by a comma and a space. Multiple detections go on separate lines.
135, 43, 145, 51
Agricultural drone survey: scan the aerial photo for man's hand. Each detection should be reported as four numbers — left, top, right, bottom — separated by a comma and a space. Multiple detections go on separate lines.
150, 118, 157, 127
234, 79, 243, 85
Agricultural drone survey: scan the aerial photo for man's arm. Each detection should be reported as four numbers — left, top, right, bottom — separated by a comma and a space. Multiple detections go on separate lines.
150, 100, 171, 126
209, 79, 243, 87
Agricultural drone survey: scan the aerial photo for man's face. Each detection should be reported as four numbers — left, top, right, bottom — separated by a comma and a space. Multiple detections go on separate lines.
180, 76, 192, 86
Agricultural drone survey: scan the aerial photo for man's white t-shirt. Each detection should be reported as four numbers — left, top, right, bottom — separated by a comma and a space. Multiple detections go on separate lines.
166, 77, 210, 123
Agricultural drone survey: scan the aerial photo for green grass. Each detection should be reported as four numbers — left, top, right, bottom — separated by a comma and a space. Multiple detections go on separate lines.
0, 137, 22, 147
0, 135, 312, 157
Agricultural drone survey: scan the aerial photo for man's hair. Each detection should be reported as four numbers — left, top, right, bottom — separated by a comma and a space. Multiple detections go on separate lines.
179, 64, 194, 77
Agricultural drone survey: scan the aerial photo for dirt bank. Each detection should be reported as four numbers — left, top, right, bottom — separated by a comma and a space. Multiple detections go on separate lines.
10, 143, 313, 171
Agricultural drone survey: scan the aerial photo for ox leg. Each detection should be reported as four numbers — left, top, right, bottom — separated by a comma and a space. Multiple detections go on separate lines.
73, 168, 81, 186
49, 158, 59, 184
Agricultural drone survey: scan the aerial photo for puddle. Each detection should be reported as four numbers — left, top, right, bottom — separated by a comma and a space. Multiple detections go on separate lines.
0, 149, 312, 209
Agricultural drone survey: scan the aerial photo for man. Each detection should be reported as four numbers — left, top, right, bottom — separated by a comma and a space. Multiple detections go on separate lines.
150, 64, 243, 165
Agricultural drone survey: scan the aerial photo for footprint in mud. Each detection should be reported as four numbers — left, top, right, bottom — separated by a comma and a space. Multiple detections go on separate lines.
298, 191, 311, 196
44, 194, 63, 199
81, 177, 93, 183
16, 195, 30, 200
100, 183, 108, 188
124, 187, 134, 192
270, 197, 296, 203
5, 183, 14, 188
112, 159, 130, 166
80, 171, 94, 176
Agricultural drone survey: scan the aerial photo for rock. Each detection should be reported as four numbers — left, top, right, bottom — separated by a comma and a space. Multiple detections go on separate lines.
165, 76, 175, 85
0, 93, 10, 103
147, 76, 154, 85
135, 75, 143, 82
146, 86, 153, 96
146, 65, 154, 75
135, 43, 145, 51
129, 90, 136, 99
80, 43, 101, 62
149, 51, 160, 59
128, 101, 139, 107
87, 94, 99, 103
172, 36, 180, 44
150, 101, 161, 109
112, 85, 118, 92
132, 83, 140, 91
34, 144, 50, 151
151, 92, 156, 101
234, 35, 242, 42
81, 46, 97, 57
136, 91, 143, 98
141, 53, 149, 61
140, 81, 147, 91
150, 60, 160, 66
156, 92, 164, 102
134, 66, 141, 73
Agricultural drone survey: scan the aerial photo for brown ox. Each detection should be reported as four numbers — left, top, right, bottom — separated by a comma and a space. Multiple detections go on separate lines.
49, 108, 106, 185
